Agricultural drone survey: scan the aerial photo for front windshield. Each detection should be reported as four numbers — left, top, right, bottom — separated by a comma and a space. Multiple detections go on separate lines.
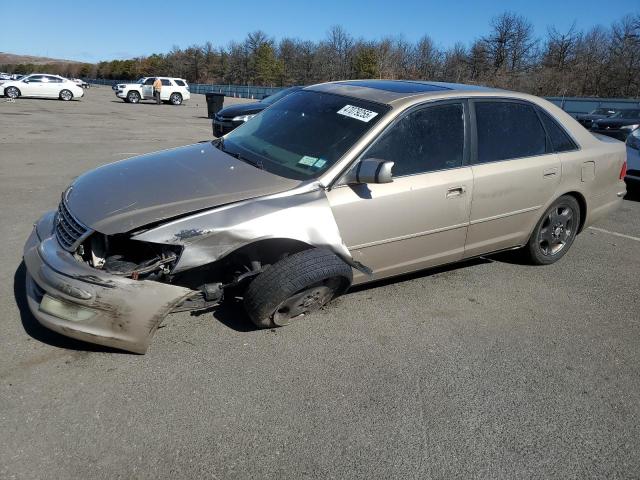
262, 87, 298, 105
612, 109, 640, 118
220, 90, 389, 180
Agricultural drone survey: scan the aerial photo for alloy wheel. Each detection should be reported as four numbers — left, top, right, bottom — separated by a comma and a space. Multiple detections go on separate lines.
538, 204, 575, 256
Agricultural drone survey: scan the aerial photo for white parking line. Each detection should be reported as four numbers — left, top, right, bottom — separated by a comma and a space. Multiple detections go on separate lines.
589, 227, 640, 243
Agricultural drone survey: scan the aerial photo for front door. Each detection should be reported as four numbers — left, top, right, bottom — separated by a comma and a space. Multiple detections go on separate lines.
142, 77, 155, 99
464, 99, 561, 258
21, 75, 45, 96
327, 100, 473, 284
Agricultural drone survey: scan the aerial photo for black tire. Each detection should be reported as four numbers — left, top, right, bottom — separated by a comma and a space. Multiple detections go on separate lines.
127, 91, 140, 104
243, 248, 353, 328
5, 86, 20, 99
523, 195, 580, 265
169, 92, 182, 105
59, 89, 73, 101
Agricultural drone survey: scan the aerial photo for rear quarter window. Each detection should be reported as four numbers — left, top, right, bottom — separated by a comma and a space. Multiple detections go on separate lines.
537, 108, 579, 152
174, 80, 186, 86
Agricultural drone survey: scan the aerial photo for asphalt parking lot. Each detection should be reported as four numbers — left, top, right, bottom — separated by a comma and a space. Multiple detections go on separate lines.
1, 86, 639, 479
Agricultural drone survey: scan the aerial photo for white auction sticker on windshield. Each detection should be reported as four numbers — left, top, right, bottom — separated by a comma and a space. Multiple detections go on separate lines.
337, 105, 379, 122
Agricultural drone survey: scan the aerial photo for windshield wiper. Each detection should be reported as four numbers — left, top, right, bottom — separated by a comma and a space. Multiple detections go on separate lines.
215, 138, 264, 170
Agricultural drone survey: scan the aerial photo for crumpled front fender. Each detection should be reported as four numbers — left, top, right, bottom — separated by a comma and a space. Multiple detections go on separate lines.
132, 185, 370, 275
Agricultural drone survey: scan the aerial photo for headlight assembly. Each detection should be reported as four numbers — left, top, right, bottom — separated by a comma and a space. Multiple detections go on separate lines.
232, 114, 257, 122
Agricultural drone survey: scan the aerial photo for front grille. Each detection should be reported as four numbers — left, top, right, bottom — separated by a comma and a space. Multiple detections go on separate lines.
55, 199, 91, 251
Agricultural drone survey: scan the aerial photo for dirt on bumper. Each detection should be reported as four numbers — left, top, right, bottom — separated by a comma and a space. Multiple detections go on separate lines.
23, 212, 194, 353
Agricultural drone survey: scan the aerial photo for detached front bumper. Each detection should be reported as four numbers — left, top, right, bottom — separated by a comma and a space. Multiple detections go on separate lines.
23, 212, 194, 353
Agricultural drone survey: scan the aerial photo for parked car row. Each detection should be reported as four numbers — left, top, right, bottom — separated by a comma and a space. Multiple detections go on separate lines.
576, 107, 640, 141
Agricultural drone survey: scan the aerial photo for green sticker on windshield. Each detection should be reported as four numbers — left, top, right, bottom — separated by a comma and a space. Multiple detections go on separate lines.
298, 155, 318, 166
314, 159, 327, 168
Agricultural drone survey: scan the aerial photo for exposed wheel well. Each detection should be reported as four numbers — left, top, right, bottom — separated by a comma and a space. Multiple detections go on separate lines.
562, 191, 587, 233
171, 238, 314, 290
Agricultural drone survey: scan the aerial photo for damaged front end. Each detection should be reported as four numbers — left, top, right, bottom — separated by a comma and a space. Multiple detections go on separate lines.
23, 184, 364, 354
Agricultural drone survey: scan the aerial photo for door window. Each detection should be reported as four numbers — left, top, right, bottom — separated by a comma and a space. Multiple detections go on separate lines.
144, 78, 155, 85
474, 101, 547, 163
26, 75, 43, 83
364, 103, 465, 176
161, 79, 172, 86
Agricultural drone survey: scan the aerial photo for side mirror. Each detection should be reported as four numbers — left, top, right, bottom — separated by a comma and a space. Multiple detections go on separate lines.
346, 158, 394, 184
23, 79, 29, 83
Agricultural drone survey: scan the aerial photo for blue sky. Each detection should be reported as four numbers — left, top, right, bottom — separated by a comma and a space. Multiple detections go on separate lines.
1, 0, 636, 62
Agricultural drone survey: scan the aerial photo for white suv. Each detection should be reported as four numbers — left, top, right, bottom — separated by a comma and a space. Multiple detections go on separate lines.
115, 77, 190, 105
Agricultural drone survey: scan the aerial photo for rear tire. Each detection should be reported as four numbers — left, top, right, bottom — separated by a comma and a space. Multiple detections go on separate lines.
127, 91, 140, 104
243, 248, 353, 328
522, 195, 580, 265
169, 92, 182, 105
59, 89, 73, 101
5, 86, 20, 99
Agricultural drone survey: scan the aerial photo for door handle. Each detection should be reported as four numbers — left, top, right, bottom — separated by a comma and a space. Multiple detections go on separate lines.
543, 167, 558, 178
446, 186, 466, 198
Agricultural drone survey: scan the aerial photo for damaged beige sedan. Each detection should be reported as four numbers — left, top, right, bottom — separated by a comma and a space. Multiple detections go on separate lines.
24, 80, 627, 353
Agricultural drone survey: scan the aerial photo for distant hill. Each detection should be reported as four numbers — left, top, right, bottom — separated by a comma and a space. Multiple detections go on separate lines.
0, 52, 85, 65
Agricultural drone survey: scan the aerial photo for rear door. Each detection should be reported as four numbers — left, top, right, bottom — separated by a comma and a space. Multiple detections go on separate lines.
160, 78, 172, 100
464, 99, 560, 258
42, 75, 63, 97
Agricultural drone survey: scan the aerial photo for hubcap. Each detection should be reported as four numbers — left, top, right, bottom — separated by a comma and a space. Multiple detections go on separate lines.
61, 91, 71, 100
171, 94, 180, 104
7, 88, 18, 98
538, 205, 574, 255
272, 284, 334, 326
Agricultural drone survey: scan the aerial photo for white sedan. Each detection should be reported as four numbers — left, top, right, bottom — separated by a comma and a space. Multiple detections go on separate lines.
1, 74, 84, 101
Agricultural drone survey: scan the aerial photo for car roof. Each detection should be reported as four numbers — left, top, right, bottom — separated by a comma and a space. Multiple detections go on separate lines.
306, 79, 502, 105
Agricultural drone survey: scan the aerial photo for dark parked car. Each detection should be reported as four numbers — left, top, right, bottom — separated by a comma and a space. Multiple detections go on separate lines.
591, 109, 640, 141
212, 86, 302, 137
576, 107, 620, 129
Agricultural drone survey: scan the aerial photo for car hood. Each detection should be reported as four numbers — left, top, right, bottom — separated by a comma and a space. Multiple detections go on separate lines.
217, 102, 265, 118
65, 142, 300, 235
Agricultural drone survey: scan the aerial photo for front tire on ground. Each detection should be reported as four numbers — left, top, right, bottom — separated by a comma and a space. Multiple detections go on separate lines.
5, 86, 20, 99
59, 89, 73, 101
243, 248, 353, 328
523, 195, 580, 265
127, 91, 140, 104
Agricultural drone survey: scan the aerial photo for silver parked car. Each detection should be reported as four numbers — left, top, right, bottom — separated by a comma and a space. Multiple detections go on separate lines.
23, 80, 627, 353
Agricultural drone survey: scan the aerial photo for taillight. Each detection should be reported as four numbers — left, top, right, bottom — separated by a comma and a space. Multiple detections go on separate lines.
620, 160, 627, 179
